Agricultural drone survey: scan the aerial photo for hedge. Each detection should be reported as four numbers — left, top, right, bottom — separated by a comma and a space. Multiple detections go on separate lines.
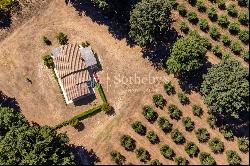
96, 83, 108, 103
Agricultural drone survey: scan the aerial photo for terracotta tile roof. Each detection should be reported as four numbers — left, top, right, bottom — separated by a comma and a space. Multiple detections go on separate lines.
53, 44, 91, 103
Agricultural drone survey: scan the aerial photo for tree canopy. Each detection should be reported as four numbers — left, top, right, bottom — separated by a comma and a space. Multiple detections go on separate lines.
129, 0, 173, 46
0, 0, 15, 11
201, 58, 249, 119
166, 34, 207, 75
0, 106, 76, 165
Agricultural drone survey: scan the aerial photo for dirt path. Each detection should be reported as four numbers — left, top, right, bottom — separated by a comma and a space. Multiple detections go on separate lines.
0, 0, 248, 165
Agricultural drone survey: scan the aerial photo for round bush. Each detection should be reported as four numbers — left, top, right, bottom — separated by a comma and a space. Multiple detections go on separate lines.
242, 50, 249, 62
237, 137, 249, 153
177, 4, 187, 16
56, 32, 68, 45
146, 131, 160, 144
212, 45, 223, 57
207, 7, 218, 21
174, 156, 188, 165
164, 81, 175, 95
143, 105, 158, 123
131, 121, 147, 136
199, 19, 209, 31
221, 35, 231, 46
182, 117, 195, 131
168, 104, 182, 120
42, 54, 54, 68
185, 141, 200, 157
178, 92, 189, 105
228, 22, 240, 35
226, 150, 242, 165
192, 105, 203, 117
199, 152, 216, 165
149, 159, 162, 165
219, 126, 234, 140
238, 12, 249, 25
195, 128, 210, 143
218, 0, 226, 10
110, 150, 125, 165
218, 14, 230, 28
135, 147, 150, 162
196, 0, 206, 12
171, 129, 185, 144
239, 29, 249, 44
187, 12, 198, 24
121, 135, 136, 151
157, 117, 172, 133
207, 115, 216, 128
230, 41, 242, 54
209, 26, 220, 39
152, 94, 165, 108
160, 145, 175, 160
208, 137, 225, 153
227, 4, 238, 17
180, 21, 189, 34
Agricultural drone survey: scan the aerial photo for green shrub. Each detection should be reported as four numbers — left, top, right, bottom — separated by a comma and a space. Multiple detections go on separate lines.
160, 145, 175, 160
218, 14, 230, 28
227, 4, 238, 17
69, 118, 79, 128
209, 26, 220, 39
56, 32, 68, 45
174, 156, 188, 165
168, 104, 182, 120
110, 150, 125, 165
157, 117, 172, 133
242, 50, 249, 62
207, 115, 216, 128
149, 159, 162, 165
42, 36, 51, 45
195, 128, 210, 143
237, 0, 248, 7
177, 4, 187, 16
178, 92, 189, 105
187, 12, 198, 24
101, 103, 112, 114
171, 129, 185, 144
131, 121, 147, 136
237, 137, 249, 153
226, 150, 241, 165
221, 35, 231, 46
185, 141, 200, 157
42, 54, 54, 68
135, 147, 150, 162
212, 45, 223, 57
120, 135, 136, 151
146, 131, 160, 144
142, 105, 158, 123
182, 117, 195, 131
230, 41, 242, 54
192, 105, 203, 117
219, 126, 234, 140
218, 0, 226, 10
152, 94, 165, 108
207, 7, 218, 21
208, 137, 225, 153
239, 29, 249, 44
228, 22, 240, 35
238, 12, 249, 25
199, 19, 209, 31
164, 81, 175, 95
180, 21, 189, 34
199, 152, 216, 165
196, 0, 206, 12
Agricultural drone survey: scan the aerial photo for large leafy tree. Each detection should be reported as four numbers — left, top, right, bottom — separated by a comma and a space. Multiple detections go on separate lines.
0, 105, 77, 165
166, 34, 207, 75
201, 58, 249, 119
129, 0, 173, 46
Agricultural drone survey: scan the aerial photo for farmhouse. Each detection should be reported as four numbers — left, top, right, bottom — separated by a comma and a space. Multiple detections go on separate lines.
52, 44, 97, 104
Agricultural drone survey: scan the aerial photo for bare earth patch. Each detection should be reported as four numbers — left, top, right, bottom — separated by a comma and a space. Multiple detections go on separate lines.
0, 0, 248, 165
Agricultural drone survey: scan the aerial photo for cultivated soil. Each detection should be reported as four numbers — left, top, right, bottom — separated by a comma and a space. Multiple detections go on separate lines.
0, 0, 249, 165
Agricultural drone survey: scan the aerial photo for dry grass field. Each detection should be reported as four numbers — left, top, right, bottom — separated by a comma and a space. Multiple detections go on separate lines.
0, 0, 249, 165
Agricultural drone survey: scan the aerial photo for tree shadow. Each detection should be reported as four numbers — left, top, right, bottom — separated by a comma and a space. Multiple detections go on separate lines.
177, 60, 213, 93
73, 146, 100, 165
0, 11, 12, 29
74, 121, 85, 131
0, 90, 20, 111
105, 106, 116, 116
